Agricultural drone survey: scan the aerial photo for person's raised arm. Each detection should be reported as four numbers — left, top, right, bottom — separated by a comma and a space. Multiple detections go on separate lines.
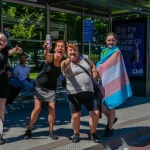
8, 45, 22, 56
61, 58, 71, 72
43, 41, 53, 63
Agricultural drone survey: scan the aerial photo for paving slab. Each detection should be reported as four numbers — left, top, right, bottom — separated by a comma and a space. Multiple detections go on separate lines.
0, 96, 150, 150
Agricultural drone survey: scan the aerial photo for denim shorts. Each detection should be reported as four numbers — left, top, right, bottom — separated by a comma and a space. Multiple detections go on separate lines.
34, 87, 56, 102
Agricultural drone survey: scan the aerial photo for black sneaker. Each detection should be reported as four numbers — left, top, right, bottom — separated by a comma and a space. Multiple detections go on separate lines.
88, 132, 100, 143
72, 133, 80, 143
105, 117, 118, 130
103, 128, 113, 137
49, 131, 58, 140
0, 135, 5, 145
23, 129, 32, 140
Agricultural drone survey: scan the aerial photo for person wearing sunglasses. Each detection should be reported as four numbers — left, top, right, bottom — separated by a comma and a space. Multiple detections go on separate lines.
61, 41, 100, 143
0, 32, 22, 145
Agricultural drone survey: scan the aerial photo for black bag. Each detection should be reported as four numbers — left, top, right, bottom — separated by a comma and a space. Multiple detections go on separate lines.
91, 78, 101, 101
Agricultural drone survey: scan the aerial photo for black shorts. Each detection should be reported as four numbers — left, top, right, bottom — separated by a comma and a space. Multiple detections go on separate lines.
0, 72, 9, 98
68, 91, 100, 113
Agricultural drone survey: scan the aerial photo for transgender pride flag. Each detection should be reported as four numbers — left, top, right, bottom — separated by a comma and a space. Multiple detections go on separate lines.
96, 46, 132, 109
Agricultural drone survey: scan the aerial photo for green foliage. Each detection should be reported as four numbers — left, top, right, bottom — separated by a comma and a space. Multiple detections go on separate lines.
3, 6, 16, 17
93, 19, 109, 44
66, 14, 82, 42
3, 3, 44, 40
11, 24, 36, 39
113, 14, 148, 21
30, 72, 38, 79
51, 11, 67, 22
3, 1, 149, 68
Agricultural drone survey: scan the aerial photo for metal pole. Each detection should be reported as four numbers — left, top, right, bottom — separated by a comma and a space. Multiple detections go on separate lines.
88, 42, 91, 58
81, 9, 84, 54
109, 13, 112, 32
146, 17, 150, 97
88, 17, 92, 59
0, 0, 3, 32
45, 1, 50, 34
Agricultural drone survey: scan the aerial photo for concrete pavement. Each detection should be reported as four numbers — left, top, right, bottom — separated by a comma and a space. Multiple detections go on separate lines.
1, 96, 150, 150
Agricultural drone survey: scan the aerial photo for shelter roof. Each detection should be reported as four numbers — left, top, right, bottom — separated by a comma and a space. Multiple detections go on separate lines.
4, 0, 150, 18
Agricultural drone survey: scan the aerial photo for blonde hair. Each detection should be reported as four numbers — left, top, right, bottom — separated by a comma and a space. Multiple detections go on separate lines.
66, 41, 79, 51
0, 32, 7, 39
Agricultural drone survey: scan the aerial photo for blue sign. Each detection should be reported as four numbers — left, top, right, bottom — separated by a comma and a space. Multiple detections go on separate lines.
113, 21, 146, 77
84, 20, 94, 42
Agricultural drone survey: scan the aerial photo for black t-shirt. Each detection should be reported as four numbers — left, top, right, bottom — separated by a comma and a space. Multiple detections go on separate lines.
0, 46, 9, 71
35, 58, 64, 90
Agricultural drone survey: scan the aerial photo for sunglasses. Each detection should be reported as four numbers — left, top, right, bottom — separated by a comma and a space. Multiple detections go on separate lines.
66, 41, 78, 46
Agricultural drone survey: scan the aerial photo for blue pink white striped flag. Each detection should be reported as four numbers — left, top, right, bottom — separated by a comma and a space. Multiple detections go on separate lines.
96, 46, 132, 109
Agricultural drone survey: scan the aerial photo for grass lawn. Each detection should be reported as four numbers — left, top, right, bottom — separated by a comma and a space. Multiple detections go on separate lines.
30, 69, 39, 79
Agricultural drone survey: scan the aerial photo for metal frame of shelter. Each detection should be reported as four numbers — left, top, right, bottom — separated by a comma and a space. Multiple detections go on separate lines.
1, 0, 150, 36
0, 0, 150, 97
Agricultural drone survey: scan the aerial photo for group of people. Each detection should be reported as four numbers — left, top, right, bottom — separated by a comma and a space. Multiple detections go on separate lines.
0, 31, 132, 145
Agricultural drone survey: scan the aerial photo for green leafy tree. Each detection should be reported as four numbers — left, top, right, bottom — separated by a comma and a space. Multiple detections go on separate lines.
3, 3, 44, 46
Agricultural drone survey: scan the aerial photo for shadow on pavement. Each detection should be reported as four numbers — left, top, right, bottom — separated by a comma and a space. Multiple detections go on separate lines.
117, 96, 150, 109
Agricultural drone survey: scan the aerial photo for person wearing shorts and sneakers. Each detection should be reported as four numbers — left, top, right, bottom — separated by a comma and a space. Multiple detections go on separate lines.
61, 41, 100, 143
0, 32, 22, 145
23, 40, 66, 140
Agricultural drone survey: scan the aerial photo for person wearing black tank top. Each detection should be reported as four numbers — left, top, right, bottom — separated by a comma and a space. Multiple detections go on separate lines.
23, 40, 66, 140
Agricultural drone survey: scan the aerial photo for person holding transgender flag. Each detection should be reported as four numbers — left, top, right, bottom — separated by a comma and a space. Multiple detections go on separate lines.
96, 32, 132, 137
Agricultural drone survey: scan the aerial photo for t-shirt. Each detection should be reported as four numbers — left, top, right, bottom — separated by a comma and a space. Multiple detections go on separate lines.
0, 46, 9, 71
62, 56, 94, 94
13, 64, 30, 81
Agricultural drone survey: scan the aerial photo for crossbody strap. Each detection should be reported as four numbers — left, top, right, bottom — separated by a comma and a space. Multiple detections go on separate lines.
75, 63, 92, 80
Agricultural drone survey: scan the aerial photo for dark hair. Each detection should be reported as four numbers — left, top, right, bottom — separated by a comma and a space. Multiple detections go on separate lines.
54, 40, 66, 49
0, 53, 5, 70
105, 32, 118, 40
19, 53, 27, 59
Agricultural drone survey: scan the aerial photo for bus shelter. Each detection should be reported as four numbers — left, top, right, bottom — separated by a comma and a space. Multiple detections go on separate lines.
1, 0, 150, 97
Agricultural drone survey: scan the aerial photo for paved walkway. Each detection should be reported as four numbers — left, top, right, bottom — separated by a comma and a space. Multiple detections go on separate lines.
1, 96, 150, 150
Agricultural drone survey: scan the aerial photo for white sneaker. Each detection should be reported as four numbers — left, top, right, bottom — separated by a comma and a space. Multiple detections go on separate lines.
7, 104, 16, 111
5, 107, 9, 115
